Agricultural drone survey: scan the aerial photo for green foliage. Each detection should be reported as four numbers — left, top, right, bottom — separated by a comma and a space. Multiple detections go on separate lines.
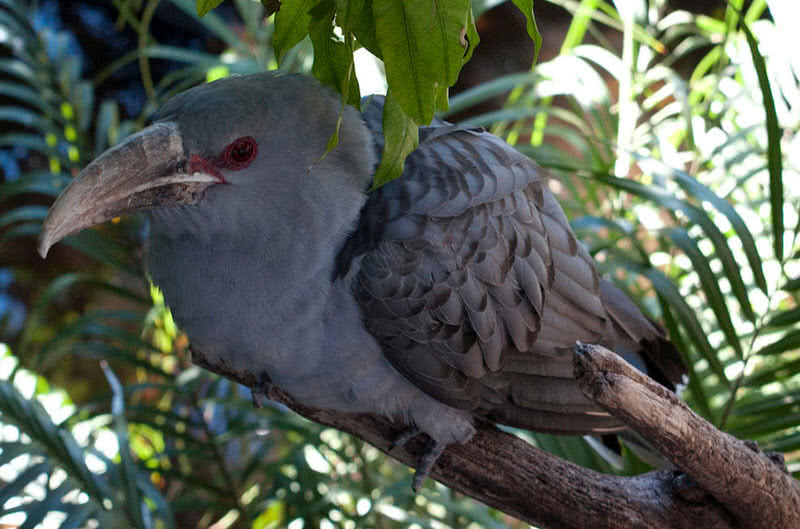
444, 0, 799, 466
213, 0, 502, 187
197, 0, 226, 17
1, 0, 799, 528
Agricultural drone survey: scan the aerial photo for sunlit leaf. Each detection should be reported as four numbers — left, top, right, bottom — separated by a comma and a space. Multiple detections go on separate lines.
196, 0, 224, 17
742, 20, 783, 261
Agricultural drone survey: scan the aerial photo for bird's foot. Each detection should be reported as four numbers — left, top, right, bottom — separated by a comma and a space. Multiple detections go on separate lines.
389, 426, 422, 450
412, 438, 446, 492
251, 387, 268, 408
388, 427, 448, 492
250, 372, 274, 409
390, 397, 475, 491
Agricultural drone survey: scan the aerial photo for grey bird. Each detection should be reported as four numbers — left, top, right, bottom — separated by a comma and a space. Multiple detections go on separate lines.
39, 72, 686, 489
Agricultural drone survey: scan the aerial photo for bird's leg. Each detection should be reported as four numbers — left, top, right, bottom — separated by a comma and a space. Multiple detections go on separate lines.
412, 438, 446, 492
388, 427, 447, 492
389, 426, 422, 450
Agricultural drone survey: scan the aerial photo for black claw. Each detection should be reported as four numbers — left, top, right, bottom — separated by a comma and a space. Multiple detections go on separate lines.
389, 426, 421, 451
251, 388, 267, 408
411, 439, 446, 493
251, 372, 273, 409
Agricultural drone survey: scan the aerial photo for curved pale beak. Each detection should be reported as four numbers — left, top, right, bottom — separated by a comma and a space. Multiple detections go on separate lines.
38, 122, 218, 258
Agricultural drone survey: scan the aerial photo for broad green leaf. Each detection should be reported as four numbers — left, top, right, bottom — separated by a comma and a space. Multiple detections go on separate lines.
196, 0, 224, 16
273, 0, 318, 63
336, 0, 380, 56
371, 90, 418, 189
742, 20, 783, 261
309, 3, 360, 107
102, 363, 148, 529
373, 0, 472, 123
511, 0, 542, 62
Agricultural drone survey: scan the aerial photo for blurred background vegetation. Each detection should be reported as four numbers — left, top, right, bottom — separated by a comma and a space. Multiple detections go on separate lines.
0, 0, 798, 527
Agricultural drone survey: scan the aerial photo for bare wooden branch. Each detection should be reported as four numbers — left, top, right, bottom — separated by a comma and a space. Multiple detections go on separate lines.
190, 345, 800, 529
574, 342, 800, 529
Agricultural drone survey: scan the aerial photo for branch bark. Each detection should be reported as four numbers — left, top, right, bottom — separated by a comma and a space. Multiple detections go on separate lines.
190, 344, 800, 529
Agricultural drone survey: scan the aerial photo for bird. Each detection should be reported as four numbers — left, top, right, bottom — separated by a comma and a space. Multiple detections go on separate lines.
39, 72, 686, 490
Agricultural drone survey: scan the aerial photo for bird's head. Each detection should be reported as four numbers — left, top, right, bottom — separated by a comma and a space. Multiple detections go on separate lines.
38, 72, 376, 257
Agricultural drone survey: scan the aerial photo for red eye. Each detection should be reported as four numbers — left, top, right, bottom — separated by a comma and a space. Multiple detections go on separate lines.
222, 136, 257, 169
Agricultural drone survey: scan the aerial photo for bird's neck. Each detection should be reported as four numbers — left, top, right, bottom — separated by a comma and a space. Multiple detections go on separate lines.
145, 213, 364, 380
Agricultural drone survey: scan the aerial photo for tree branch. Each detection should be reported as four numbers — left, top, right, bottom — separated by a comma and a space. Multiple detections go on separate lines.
190, 345, 800, 529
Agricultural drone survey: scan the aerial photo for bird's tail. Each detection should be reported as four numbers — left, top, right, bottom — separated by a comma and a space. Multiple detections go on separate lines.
599, 279, 688, 392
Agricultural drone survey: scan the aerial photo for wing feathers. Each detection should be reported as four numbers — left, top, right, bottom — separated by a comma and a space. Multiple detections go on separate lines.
350, 120, 685, 433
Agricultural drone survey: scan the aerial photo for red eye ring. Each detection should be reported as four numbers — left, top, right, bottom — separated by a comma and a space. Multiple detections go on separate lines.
222, 136, 258, 170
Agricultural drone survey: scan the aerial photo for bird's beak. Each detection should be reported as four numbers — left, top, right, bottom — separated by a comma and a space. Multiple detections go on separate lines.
38, 121, 219, 258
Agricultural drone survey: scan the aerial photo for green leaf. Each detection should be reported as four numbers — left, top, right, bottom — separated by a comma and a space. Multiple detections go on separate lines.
766, 307, 800, 328
101, 363, 148, 529
441, 71, 537, 118
0, 80, 47, 110
171, 0, 247, 52
0, 171, 68, 202
745, 357, 800, 387
592, 173, 752, 328
273, 0, 317, 63
658, 293, 714, 420
373, 0, 472, 123
309, 3, 360, 107
742, 20, 783, 261
668, 167, 767, 299
782, 277, 800, 291
336, 0, 379, 55
511, 0, 542, 63
0, 381, 110, 504
0, 204, 47, 228
664, 227, 743, 358
0, 106, 53, 133
754, 329, 800, 357
0, 133, 56, 156
196, 0, 225, 16
0, 462, 49, 505
616, 259, 727, 387
371, 90, 418, 189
